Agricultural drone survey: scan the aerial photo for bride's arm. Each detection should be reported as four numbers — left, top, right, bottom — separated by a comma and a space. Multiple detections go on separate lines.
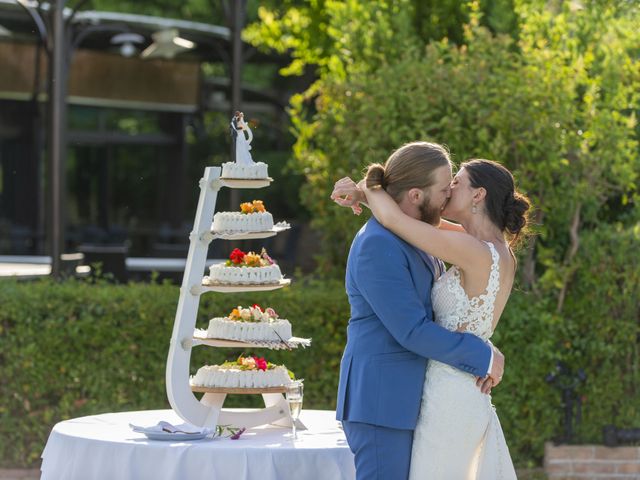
360, 183, 486, 268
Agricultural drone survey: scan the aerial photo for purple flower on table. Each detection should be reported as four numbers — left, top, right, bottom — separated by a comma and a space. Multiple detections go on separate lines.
230, 427, 246, 440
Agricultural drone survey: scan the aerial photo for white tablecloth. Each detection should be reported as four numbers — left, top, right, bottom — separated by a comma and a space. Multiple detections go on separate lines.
41, 409, 355, 480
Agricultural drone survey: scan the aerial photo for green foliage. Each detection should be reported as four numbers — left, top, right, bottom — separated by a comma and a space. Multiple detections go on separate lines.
249, 1, 639, 283
245, 0, 519, 78
558, 225, 640, 439
492, 224, 640, 466
245, 0, 419, 78
412, 0, 518, 44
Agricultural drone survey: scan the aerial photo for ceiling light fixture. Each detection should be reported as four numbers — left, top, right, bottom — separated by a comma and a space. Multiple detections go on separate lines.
110, 32, 145, 58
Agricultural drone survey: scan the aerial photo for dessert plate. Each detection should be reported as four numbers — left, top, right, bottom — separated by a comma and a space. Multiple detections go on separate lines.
209, 222, 291, 241
218, 178, 273, 189
193, 278, 291, 295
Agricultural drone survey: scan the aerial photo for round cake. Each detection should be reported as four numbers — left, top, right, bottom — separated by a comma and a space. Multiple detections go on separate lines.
207, 248, 283, 285
208, 264, 282, 285
212, 211, 273, 233
221, 162, 268, 179
207, 305, 292, 341
191, 356, 293, 389
212, 200, 274, 233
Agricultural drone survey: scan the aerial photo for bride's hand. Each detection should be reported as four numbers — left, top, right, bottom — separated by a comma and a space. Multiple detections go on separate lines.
331, 177, 365, 215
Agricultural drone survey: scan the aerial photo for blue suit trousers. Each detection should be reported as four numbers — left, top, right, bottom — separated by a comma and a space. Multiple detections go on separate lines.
342, 420, 414, 480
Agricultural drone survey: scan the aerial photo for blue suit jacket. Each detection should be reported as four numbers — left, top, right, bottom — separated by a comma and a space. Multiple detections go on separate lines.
336, 218, 492, 430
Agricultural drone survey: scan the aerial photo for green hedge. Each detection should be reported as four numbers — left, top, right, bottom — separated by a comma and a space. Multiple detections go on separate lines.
2, 228, 639, 468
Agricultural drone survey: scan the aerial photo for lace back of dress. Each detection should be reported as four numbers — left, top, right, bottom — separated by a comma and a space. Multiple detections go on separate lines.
434, 242, 501, 341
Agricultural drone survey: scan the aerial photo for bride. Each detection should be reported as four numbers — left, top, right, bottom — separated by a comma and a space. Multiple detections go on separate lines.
332, 158, 529, 479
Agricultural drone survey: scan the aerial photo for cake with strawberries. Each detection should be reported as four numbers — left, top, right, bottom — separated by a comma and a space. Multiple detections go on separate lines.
190, 355, 294, 389
207, 304, 292, 342
205, 248, 282, 285
212, 200, 274, 233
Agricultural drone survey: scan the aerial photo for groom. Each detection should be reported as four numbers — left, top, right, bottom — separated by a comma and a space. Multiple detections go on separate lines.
333, 142, 505, 479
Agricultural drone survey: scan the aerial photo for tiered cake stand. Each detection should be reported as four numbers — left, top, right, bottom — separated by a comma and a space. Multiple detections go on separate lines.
166, 166, 306, 430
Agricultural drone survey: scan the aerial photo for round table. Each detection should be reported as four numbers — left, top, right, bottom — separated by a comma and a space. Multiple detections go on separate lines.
40, 409, 355, 480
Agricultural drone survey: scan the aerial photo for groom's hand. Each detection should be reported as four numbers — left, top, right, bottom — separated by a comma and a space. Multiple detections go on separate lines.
477, 345, 505, 394
490, 345, 505, 384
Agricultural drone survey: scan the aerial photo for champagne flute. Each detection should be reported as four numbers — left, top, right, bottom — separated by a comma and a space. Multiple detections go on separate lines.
285, 381, 304, 440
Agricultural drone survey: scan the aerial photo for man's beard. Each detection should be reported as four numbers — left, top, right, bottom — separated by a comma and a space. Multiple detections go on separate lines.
419, 196, 442, 225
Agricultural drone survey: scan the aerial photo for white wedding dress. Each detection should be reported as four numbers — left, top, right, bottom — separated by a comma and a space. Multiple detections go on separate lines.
409, 242, 517, 480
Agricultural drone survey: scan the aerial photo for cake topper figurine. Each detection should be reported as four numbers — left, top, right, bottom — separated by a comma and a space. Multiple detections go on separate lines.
230, 111, 254, 165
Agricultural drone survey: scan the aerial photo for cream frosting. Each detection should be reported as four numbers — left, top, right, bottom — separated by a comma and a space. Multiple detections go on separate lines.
221, 162, 268, 179
207, 263, 282, 285
190, 364, 292, 388
207, 317, 292, 341
212, 211, 274, 233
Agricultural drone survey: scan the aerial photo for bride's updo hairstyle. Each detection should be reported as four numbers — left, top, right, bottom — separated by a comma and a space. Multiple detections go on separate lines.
461, 159, 531, 246
365, 142, 452, 202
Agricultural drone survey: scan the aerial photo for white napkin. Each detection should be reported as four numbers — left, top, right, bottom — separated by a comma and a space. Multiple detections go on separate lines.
129, 421, 213, 435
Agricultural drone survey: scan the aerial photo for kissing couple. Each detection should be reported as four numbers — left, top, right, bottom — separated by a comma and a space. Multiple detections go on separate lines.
331, 141, 530, 479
